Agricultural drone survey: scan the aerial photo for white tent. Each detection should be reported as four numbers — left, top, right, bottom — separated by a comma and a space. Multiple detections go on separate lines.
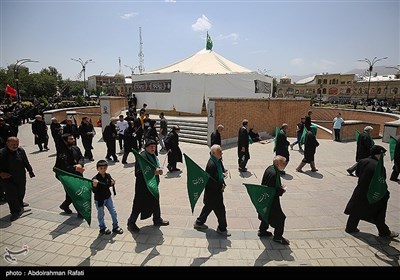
132, 49, 273, 114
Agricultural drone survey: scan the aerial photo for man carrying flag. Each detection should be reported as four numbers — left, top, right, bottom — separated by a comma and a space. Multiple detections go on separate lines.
55, 133, 85, 218
193, 145, 230, 237
249, 155, 289, 245
344, 145, 398, 239
127, 139, 169, 232
346, 126, 374, 176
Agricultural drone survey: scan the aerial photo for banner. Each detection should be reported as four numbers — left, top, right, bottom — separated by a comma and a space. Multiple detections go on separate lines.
300, 127, 308, 145
132, 149, 159, 200
54, 168, 92, 225
5, 85, 17, 97
367, 156, 388, 204
389, 136, 398, 161
183, 153, 210, 213
244, 183, 276, 224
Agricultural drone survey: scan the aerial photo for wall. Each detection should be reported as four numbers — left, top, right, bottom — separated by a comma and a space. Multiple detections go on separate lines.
43, 106, 100, 125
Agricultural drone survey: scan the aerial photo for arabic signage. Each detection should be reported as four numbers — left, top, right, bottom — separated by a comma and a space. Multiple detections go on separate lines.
132, 80, 171, 92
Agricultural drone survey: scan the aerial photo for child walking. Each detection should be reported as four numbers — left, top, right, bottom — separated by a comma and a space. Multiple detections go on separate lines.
92, 160, 123, 235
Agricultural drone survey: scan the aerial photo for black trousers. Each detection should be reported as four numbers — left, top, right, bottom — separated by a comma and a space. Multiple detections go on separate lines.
82, 138, 93, 159
118, 134, 124, 150
238, 151, 250, 169
334, 129, 341, 141
390, 164, 399, 180
196, 203, 227, 232
106, 141, 117, 160
127, 201, 161, 224
2, 179, 26, 215
258, 198, 286, 238
346, 213, 390, 236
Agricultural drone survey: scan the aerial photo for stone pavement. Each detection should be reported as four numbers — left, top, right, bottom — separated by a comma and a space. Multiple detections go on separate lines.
0, 122, 399, 268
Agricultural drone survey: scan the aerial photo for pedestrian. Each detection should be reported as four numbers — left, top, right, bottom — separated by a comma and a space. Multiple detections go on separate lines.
193, 144, 230, 237
158, 112, 168, 152
296, 124, 319, 172
333, 112, 345, 142
145, 119, 158, 156
92, 160, 124, 235
290, 117, 305, 151
78, 116, 95, 161
275, 123, 290, 174
31, 115, 49, 151
346, 126, 374, 176
55, 133, 85, 216
304, 110, 312, 128
390, 137, 400, 182
127, 139, 169, 232
121, 121, 138, 164
50, 117, 63, 153
103, 118, 119, 162
0, 137, 35, 221
63, 118, 80, 143
238, 119, 250, 172
165, 125, 183, 172
210, 124, 227, 173
257, 155, 290, 245
116, 114, 128, 152
344, 145, 399, 238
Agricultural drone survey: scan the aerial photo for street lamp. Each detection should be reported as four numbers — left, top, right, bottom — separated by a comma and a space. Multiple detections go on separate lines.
124, 65, 138, 78
358, 56, 388, 102
13, 58, 39, 102
71, 58, 94, 96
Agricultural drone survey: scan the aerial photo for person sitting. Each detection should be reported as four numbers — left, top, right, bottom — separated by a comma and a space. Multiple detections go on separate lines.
249, 128, 261, 142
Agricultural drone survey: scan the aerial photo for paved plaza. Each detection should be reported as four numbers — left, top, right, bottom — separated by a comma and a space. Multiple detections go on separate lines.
0, 120, 399, 268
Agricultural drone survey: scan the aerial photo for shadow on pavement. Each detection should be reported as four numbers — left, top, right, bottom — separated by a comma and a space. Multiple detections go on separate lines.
351, 232, 399, 266
281, 173, 294, 180
129, 225, 163, 266
49, 216, 84, 239
304, 171, 323, 179
190, 228, 231, 266
79, 234, 115, 266
164, 171, 182, 179
255, 237, 294, 266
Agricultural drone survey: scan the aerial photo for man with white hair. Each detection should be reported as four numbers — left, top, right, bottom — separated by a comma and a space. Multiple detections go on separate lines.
193, 144, 230, 236
346, 126, 374, 176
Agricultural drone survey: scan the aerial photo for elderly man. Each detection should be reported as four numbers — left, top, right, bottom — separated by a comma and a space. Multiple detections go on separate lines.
344, 145, 399, 238
194, 144, 230, 237
0, 137, 35, 221
346, 126, 374, 176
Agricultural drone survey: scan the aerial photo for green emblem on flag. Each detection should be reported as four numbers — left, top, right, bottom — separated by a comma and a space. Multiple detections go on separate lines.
133, 149, 160, 200
244, 183, 276, 224
367, 156, 388, 204
206, 32, 213, 51
184, 153, 211, 213
389, 136, 398, 161
54, 168, 92, 225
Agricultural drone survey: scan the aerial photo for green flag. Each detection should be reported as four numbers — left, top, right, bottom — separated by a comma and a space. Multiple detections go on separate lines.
54, 168, 92, 225
206, 32, 213, 51
132, 149, 159, 200
310, 124, 317, 136
244, 183, 276, 224
99, 91, 104, 96
300, 127, 308, 145
389, 136, 398, 161
273, 127, 279, 151
355, 130, 360, 141
183, 153, 211, 213
367, 156, 388, 204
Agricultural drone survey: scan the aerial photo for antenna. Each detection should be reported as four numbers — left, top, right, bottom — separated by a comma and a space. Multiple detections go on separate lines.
138, 27, 145, 74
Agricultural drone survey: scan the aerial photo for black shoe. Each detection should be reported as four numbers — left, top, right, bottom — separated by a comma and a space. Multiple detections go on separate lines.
59, 204, 72, 214
273, 237, 290, 245
89, 158, 95, 161
390, 178, 400, 182
112, 227, 124, 234
345, 228, 360, 234
114, 159, 120, 163
346, 169, 354, 176
99, 228, 111, 235
154, 219, 169, 226
10, 213, 19, 222
122, 161, 128, 164
257, 230, 272, 237
23, 202, 29, 207
127, 223, 140, 232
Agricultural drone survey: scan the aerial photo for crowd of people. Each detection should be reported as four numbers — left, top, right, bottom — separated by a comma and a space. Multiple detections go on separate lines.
0, 106, 399, 248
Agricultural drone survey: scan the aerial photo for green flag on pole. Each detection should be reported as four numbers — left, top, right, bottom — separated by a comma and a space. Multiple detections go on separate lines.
389, 136, 398, 161
273, 127, 279, 152
300, 127, 308, 145
367, 156, 388, 204
54, 168, 92, 225
310, 124, 317, 136
183, 153, 211, 213
132, 149, 160, 200
99, 91, 104, 96
243, 183, 276, 224
355, 130, 360, 142
206, 32, 213, 51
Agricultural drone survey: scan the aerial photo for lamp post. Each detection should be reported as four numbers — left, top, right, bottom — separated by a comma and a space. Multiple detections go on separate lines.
13, 58, 39, 102
125, 65, 138, 98
358, 56, 388, 102
71, 58, 94, 96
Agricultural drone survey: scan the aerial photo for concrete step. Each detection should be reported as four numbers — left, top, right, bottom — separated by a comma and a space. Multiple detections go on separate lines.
179, 132, 208, 141
179, 137, 208, 145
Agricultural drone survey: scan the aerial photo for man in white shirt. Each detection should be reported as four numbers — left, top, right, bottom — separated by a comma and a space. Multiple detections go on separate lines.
116, 114, 129, 152
333, 113, 344, 142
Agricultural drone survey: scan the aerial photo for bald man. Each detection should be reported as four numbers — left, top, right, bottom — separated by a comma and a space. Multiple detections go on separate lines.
0, 137, 35, 221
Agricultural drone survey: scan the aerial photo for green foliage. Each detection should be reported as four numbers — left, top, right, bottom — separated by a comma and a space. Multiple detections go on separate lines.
39, 96, 48, 106
75, 94, 84, 105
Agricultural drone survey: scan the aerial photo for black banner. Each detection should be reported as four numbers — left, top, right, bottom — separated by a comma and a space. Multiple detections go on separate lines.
132, 80, 171, 92
254, 80, 271, 94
